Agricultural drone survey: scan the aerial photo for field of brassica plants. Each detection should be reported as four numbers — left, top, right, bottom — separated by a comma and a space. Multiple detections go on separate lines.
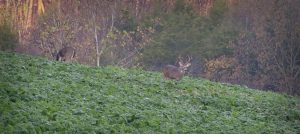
0, 52, 299, 133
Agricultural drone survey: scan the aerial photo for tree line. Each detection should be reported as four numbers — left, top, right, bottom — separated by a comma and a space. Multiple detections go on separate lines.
0, 0, 299, 95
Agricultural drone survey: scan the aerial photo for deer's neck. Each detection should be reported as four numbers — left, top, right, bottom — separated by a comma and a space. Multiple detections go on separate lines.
179, 68, 185, 73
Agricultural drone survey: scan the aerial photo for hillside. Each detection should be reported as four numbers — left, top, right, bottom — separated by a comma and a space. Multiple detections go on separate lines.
0, 52, 299, 133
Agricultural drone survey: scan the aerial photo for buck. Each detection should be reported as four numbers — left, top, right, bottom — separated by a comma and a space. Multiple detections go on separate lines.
54, 47, 76, 62
163, 56, 192, 80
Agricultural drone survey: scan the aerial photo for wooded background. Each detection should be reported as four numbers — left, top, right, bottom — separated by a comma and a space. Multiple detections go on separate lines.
0, 0, 299, 95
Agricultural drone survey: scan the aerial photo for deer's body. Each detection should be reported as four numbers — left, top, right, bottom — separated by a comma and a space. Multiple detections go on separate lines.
163, 65, 186, 80
163, 56, 191, 81
56, 47, 76, 62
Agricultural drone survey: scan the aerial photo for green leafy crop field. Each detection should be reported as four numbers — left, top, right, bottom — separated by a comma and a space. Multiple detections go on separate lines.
0, 52, 299, 133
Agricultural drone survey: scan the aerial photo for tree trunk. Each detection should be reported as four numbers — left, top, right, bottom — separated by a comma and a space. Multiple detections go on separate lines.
93, 14, 100, 67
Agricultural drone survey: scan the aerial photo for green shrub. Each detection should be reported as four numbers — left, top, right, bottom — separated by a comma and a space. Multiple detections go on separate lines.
141, 0, 236, 68
0, 52, 299, 133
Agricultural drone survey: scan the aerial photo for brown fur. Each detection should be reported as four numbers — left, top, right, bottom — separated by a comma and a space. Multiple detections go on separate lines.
163, 57, 191, 80
163, 65, 186, 80
56, 47, 76, 62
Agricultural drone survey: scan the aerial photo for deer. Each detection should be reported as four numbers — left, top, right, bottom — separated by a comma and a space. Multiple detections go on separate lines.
54, 47, 76, 62
163, 56, 192, 81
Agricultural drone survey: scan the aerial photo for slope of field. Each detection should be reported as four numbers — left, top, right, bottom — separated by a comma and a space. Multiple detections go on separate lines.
0, 52, 299, 133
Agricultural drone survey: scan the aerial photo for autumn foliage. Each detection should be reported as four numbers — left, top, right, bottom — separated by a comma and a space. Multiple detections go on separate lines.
0, 0, 299, 95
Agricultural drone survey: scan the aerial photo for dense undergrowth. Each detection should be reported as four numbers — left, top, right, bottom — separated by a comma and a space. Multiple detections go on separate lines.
0, 52, 299, 133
